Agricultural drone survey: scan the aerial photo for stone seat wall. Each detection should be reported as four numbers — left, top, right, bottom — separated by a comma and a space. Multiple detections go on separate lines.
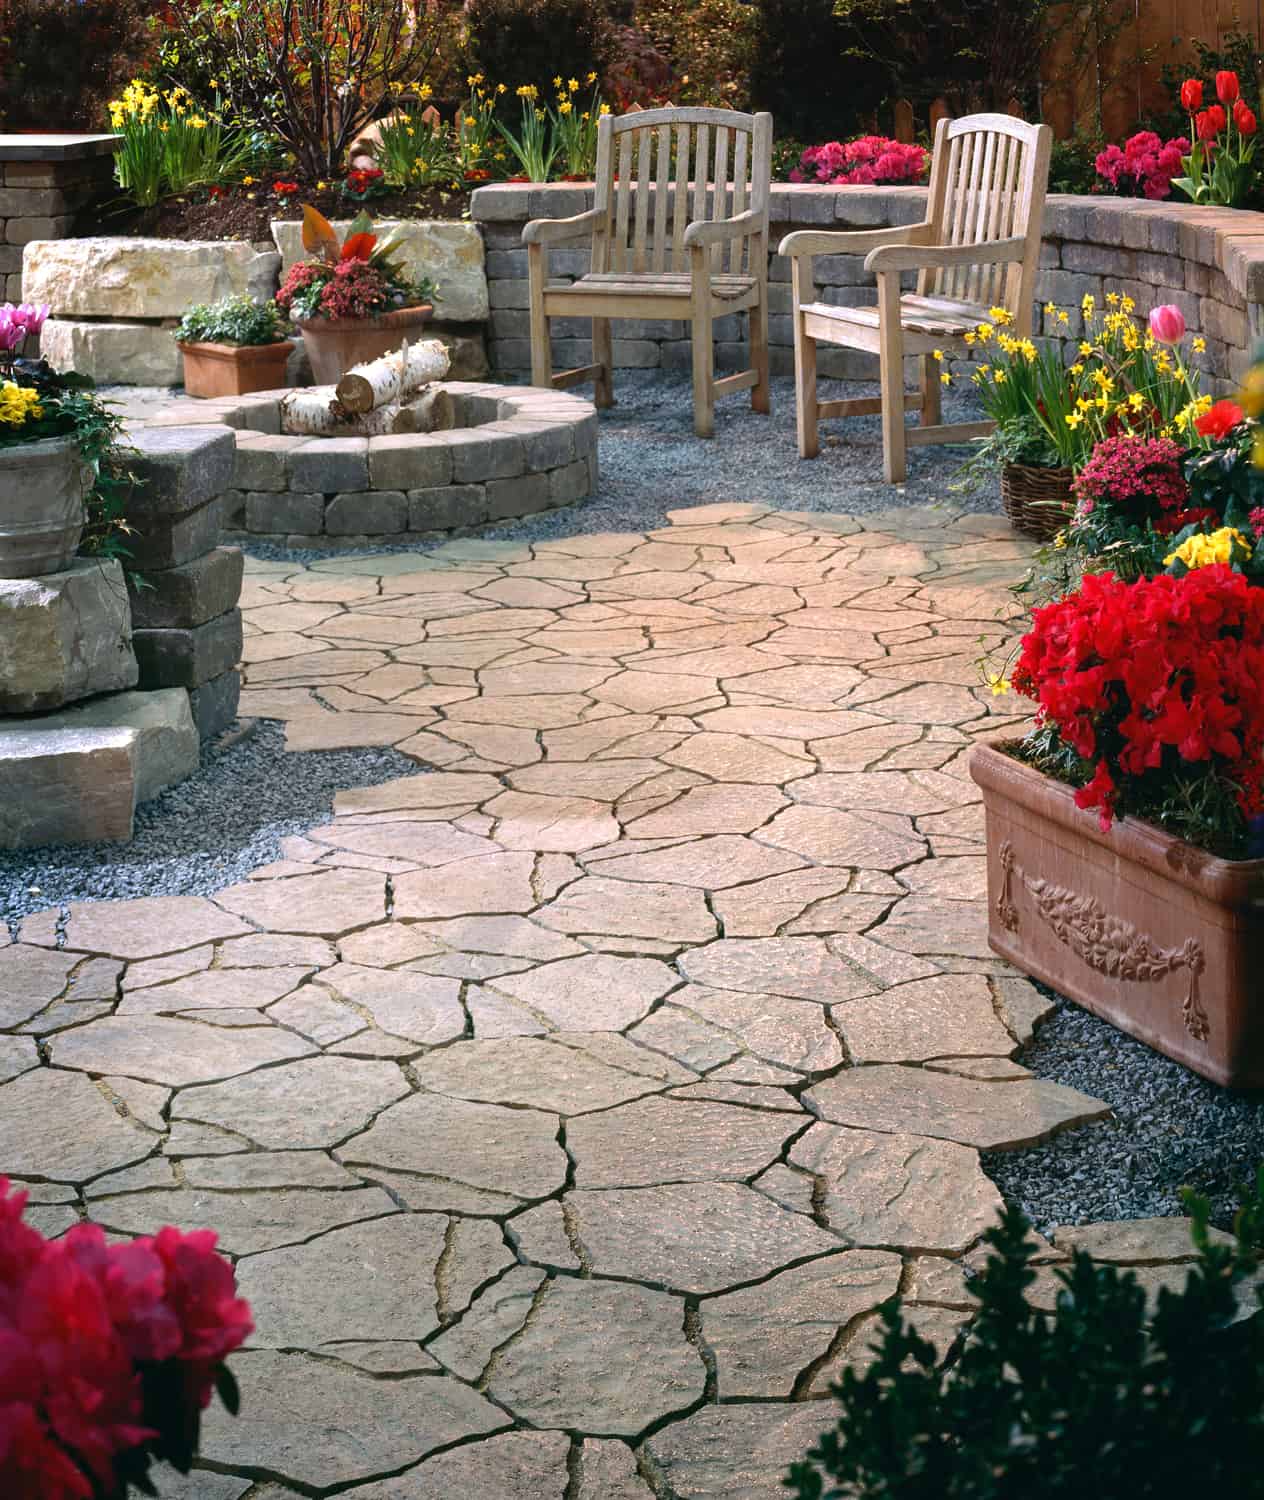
470, 182, 1264, 391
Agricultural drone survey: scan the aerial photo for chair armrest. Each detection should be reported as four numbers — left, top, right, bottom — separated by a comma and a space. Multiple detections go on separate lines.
864, 235, 1027, 273
778, 224, 932, 258
522, 208, 604, 245
683, 210, 763, 248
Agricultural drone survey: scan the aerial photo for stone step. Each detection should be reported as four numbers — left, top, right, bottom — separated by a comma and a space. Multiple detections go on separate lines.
0, 688, 198, 848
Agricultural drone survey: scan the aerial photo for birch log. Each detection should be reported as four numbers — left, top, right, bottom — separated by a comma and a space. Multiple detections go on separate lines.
279, 388, 340, 435
356, 387, 457, 436
334, 339, 451, 414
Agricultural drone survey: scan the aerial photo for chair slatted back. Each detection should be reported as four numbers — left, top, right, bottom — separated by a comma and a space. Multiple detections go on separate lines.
919, 113, 1052, 332
592, 107, 772, 276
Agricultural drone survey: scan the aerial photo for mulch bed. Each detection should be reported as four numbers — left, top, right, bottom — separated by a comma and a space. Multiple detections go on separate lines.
79, 182, 474, 243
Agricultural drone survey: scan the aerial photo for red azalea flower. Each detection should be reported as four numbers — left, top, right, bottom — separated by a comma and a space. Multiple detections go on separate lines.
1194, 398, 1245, 438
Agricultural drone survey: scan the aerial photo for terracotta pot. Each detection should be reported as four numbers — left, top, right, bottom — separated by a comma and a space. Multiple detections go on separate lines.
178, 340, 295, 399
296, 305, 434, 385
0, 435, 90, 578
1000, 462, 1073, 542
970, 740, 1264, 1087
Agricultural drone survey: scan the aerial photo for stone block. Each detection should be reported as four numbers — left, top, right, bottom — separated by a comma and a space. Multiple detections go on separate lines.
0, 557, 138, 713
431, 327, 489, 380
39, 318, 182, 385
445, 427, 525, 483
0, 688, 197, 848
128, 496, 224, 570
485, 471, 550, 520
548, 460, 592, 506
126, 546, 244, 630
128, 426, 236, 518
514, 422, 575, 469
221, 490, 246, 529
368, 434, 454, 491
271, 219, 487, 320
189, 669, 241, 738
610, 339, 660, 368
234, 433, 304, 491
132, 608, 243, 691
287, 437, 369, 494
489, 279, 531, 310
6, 216, 73, 245
22, 237, 280, 319
408, 485, 488, 531
469, 184, 535, 222
247, 491, 322, 535
489, 337, 532, 372
325, 491, 408, 535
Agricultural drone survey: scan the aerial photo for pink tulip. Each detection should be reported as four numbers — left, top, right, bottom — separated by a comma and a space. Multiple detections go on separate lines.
1149, 304, 1186, 344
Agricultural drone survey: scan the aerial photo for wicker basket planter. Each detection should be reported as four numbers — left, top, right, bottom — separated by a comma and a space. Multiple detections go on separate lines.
971, 740, 1264, 1088
1000, 462, 1073, 541
296, 304, 433, 385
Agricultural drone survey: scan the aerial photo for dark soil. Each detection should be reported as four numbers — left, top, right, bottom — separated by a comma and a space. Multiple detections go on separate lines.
79, 181, 473, 243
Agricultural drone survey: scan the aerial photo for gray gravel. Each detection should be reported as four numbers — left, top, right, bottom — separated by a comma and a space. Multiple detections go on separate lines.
0, 721, 418, 935
239, 371, 1000, 565
983, 987, 1264, 1234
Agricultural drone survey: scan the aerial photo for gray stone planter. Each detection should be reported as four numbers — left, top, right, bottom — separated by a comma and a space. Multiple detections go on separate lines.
0, 434, 89, 577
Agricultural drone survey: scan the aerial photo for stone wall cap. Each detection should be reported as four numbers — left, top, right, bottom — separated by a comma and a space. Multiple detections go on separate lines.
0, 133, 120, 161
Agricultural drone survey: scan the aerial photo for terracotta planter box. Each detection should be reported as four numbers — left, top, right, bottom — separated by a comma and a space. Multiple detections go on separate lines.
296, 305, 433, 385
970, 741, 1264, 1088
178, 340, 295, 398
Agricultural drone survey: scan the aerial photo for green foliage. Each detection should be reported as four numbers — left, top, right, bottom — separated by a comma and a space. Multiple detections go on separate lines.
374, 102, 461, 189
108, 81, 265, 208
1159, 27, 1264, 138
788, 1174, 1264, 1499
465, 0, 610, 106
636, 0, 759, 109
0, 0, 154, 132
173, 295, 286, 347
1048, 134, 1103, 195
496, 88, 559, 182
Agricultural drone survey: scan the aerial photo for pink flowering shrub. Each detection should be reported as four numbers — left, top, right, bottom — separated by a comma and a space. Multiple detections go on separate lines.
1094, 131, 1190, 199
0, 1180, 252, 1499
789, 135, 929, 186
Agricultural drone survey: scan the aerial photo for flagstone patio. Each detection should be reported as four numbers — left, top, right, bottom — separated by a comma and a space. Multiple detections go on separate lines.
0, 500, 1203, 1499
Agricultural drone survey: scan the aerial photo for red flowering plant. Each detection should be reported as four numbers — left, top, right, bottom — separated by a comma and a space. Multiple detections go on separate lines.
1009, 566, 1264, 857
341, 165, 388, 203
275, 204, 435, 324
1173, 385, 1264, 584
1093, 130, 1190, 199
0, 1179, 252, 1497
1172, 68, 1259, 206
788, 136, 929, 186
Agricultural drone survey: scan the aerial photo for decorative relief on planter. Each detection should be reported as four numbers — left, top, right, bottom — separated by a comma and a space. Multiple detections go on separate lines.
995, 839, 1210, 1042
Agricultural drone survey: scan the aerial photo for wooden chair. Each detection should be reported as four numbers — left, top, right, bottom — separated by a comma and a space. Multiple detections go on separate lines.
523, 106, 773, 438
780, 113, 1053, 481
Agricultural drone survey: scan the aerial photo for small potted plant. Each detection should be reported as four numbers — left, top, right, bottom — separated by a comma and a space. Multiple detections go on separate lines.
276, 206, 436, 384
174, 294, 295, 398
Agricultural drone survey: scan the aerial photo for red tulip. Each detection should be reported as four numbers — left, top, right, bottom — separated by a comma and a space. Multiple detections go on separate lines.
1195, 109, 1218, 142
1235, 99, 1258, 135
1180, 78, 1203, 111
1194, 399, 1245, 438
1216, 70, 1240, 104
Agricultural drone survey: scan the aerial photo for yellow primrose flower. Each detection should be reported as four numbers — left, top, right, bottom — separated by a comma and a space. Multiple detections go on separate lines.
1164, 527, 1250, 569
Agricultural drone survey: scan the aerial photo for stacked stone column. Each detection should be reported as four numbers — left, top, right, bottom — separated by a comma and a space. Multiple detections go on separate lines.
0, 134, 118, 303
124, 427, 245, 739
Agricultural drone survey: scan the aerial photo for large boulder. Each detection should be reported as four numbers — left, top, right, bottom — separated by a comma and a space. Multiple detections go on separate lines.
271, 219, 488, 322
23, 237, 281, 319
39, 320, 182, 385
0, 688, 198, 848
0, 557, 138, 713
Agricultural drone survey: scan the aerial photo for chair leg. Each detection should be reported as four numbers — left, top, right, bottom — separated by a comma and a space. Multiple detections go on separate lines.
920, 353, 942, 428
592, 317, 614, 408
527, 243, 552, 390
691, 312, 715, 439
750, 296, 770, 415
793, 316, 819, 459
877, 272, 907, 483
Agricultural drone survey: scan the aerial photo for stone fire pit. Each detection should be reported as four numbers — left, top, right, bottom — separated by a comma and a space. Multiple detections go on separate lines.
147, 382, 598, 547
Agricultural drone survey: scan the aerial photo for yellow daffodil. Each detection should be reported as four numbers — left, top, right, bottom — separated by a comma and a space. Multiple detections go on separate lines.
932, 349, 943, 361
940, 371, 951, 386
986, 673, 1010, 696
989, 306, 1014, 326
1193, 336, 1207, 354
1106, 291, 1119, 306
1078, 341, 1093, 357
1065, 412, 1083, 428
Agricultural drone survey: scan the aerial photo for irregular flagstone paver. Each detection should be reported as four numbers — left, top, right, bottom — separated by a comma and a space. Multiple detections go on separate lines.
556, 1182, 842, 1293
171, 1057, 411, 1147
341, 1092, 569, 1204
341, 1430, 571, 1499
0, 499, 1131, 1484
642, 1401, 833, 1500
806, 1066, 1112, 1150
567, 1095, 801, 1187
447, 1275, 707, 1433
703, 1250, 903, 1398
199, 1351, 507, 1489
780, 1122, 1005, 1253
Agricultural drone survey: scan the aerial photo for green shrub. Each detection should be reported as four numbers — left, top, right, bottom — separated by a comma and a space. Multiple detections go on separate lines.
465, 0, 610, 105
750, 0, 875, 144
174, 296, 286, 347
0, 0, 155, 131
787, 1175, 1264, 1499
1049, 133, 1103, 194
636, 0, 759, 109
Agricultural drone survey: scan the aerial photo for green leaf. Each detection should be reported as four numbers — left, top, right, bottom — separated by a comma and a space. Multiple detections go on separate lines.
215, 1362, 241, 1416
